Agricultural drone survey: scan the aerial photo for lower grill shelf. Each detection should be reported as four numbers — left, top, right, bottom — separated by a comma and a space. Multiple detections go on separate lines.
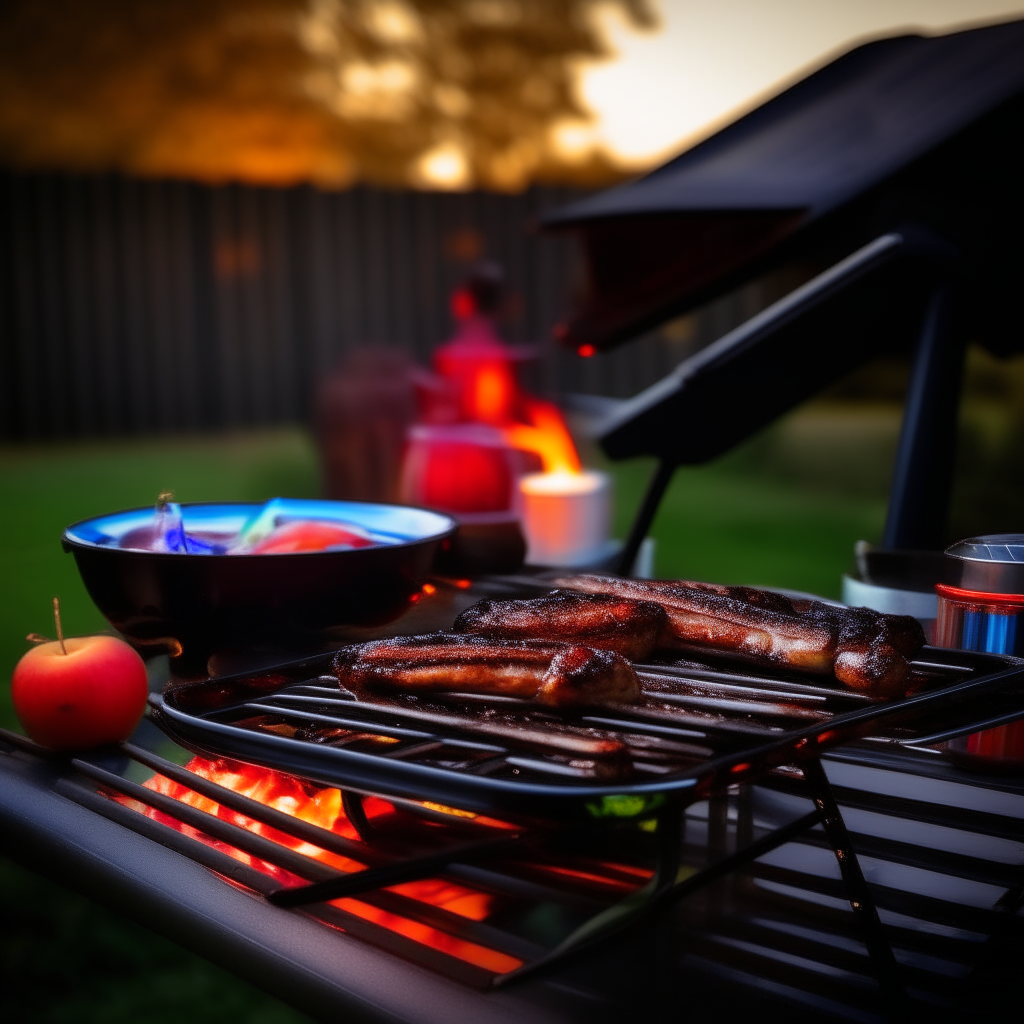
2, 724, 1019, 1022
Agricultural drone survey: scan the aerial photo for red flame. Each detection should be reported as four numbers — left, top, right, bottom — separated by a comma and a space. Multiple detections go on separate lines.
123, 757, 521, 973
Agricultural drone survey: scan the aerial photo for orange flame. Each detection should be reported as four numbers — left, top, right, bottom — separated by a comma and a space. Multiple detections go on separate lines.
122, 757, 521, 974
503, 397, 581, 475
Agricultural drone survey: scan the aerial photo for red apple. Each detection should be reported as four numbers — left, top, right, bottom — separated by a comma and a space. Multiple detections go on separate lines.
12, 635, 149, 751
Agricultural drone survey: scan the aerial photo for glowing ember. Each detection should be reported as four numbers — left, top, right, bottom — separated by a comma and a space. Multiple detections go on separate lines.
537, 863, 650, 892
122, 757, 521, 973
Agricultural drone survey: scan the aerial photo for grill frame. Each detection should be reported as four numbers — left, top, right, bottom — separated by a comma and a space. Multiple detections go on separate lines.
153, 645, 1024, 821
135, 636, 1023, 1004
4, 575, 1023, 1018
3, 720, 1021, 1021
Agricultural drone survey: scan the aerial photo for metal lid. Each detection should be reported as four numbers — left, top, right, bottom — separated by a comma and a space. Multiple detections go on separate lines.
944, 534, 1024, 593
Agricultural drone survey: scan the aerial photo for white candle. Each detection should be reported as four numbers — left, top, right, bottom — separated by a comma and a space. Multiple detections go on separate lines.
518, 469, 612, 567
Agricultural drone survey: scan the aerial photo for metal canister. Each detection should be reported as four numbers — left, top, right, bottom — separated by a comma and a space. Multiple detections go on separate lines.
936, 535, 1024, 655
936, 534, 1024, 768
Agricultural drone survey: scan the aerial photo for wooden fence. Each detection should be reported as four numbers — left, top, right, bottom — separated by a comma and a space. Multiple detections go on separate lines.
0, 171, 768, 440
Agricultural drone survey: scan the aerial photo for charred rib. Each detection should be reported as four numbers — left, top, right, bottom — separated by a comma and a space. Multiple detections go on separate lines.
553, 575, 925, 699
332, 632, 639, 708
453, 590, 667, 660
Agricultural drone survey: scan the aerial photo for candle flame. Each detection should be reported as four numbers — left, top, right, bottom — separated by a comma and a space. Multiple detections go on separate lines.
504, 398, 581, 475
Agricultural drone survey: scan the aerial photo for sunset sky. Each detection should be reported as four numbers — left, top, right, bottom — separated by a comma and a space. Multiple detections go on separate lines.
573, 0, 1024, 170
1, 0, 1021, 188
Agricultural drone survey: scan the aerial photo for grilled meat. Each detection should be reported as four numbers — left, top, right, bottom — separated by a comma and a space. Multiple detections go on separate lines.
332, 632, 639, 708
553, 575, 925, 699
453, 591, 667, 660
553, 575, 834, 672
804, 601, 926, 700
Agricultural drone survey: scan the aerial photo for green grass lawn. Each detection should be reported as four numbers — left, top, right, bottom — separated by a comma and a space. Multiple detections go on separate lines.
611, 457, 884, 597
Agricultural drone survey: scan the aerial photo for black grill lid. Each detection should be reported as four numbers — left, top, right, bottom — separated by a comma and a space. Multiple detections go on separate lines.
543, 19, 1024, 354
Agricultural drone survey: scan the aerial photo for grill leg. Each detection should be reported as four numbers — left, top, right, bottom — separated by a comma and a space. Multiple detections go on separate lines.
731, 782, 754, 899
616, 458, 675, 576
653, 795, 684, 890
882, 279, 965, 549
707, 789, 729, 865
801, 758, 906, 1009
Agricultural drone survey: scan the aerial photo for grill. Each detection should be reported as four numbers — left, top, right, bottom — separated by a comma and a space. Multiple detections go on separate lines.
2, 700, 1021, 1020
2, 573, 1021, 1020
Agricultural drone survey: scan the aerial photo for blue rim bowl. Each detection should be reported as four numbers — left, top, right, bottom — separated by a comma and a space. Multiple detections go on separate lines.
62, 500, 456, 669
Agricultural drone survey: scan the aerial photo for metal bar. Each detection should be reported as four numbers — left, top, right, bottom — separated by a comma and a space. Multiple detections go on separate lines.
635, 663, 872, 702
637, 669, 830, 703
883, 278, 965, 549
255, 693, 628, 758
54, 777, 281, 894
649, 690, 829, 721
493, 806, 823, 987
888, 706, 1024, 747
268, 833, 525, 907
616, 457, 675, 576
341, 789, 374, 841
120, 741, 373, 862
0, 725, 59, 758
581, 715, 708, 740
800, 758, 906, 1010
228, 702, 435, 741
70, 758, 343, 882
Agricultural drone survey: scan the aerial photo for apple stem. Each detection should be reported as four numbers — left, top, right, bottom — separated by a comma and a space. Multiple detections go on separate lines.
52, 596, 66, 655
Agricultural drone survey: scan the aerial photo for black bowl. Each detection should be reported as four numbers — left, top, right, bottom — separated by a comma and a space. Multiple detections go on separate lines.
62, 500, 456, 670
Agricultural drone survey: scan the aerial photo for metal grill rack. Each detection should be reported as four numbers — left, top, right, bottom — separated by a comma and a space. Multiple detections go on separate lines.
3, 578, 1021, 1016
1, 724, 1020, 1020
154, 645, 1023, 818
670, 750, 1024, 1020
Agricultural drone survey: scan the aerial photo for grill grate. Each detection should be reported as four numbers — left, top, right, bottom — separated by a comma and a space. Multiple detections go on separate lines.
1, 722, 1021, 1018
153, 645, 1023, 820
3, 723, 1021, 1018
4, 576, 1022, 1016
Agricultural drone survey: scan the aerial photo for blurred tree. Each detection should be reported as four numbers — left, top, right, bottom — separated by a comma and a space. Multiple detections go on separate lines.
0, 0, 653, 190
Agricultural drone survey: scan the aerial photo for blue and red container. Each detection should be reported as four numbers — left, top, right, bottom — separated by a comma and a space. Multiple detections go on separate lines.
936, 535, 1024, 768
